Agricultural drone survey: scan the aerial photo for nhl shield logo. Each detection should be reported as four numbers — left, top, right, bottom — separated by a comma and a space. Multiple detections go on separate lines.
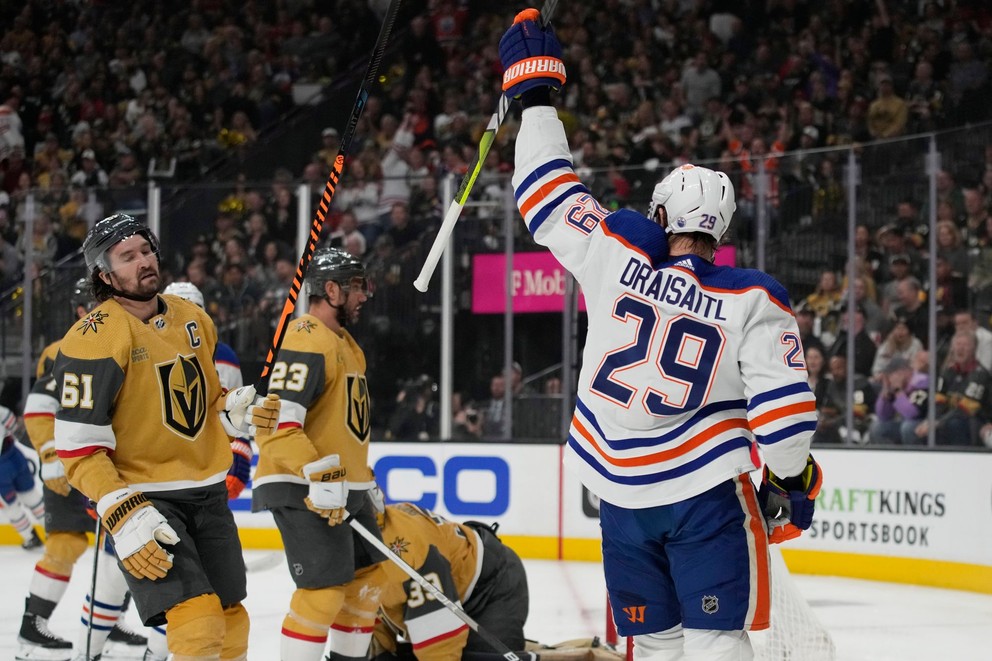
156, 353, 208, 440
701, 595, 719, 614
346, 374, 371, 442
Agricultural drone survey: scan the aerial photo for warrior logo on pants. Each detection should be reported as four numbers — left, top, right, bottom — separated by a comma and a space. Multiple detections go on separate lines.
157, 353, 207, 439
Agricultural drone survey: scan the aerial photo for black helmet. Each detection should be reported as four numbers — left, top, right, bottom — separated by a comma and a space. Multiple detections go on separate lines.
83, 213, 160, 273
305, 247, 371, 300
70, 277, 94, 313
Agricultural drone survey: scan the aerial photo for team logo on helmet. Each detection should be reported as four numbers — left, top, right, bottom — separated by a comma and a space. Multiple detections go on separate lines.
156, 353, 208, 439
345, 374, 371, 442
76, 310, 109, 335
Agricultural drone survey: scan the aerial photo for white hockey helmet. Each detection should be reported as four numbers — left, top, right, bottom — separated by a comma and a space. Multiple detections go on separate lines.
164, 281, 205, 308
647, 164, 736, 241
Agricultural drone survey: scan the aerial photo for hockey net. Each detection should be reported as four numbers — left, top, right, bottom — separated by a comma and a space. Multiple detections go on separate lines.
606, 546, 835, 660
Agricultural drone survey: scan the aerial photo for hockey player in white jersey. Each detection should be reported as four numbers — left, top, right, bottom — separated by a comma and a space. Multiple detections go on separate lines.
499, 9, 823, 661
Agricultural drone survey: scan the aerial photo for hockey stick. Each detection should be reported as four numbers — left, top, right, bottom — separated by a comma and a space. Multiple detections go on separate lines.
347, 515, 532, 661
258, 0, 402, 386
413, 0, 559, 292
85, 515, 103, 660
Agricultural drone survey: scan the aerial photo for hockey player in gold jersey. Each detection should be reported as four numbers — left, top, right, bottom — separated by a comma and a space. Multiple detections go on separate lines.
18, 277, 162, 661
52, 214, 280, 661
252, 246, 387, 661
324, 501, 530, 661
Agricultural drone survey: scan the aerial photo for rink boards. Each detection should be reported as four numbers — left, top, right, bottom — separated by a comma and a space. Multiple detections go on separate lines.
4, 443, 991, 593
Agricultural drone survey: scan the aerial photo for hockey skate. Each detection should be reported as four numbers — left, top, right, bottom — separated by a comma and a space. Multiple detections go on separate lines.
16, 610, 72, 660
102, 620, 148, 659
21, 529, 43, 551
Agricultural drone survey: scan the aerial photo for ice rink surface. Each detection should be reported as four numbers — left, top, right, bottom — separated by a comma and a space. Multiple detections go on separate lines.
1, 546, 990, 660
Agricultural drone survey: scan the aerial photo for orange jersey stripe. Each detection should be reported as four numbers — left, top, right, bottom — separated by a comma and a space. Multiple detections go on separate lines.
572, 415, 749, 468
520, 172, 580, 217
750, 401, 816, 430
739, 474, 771, 630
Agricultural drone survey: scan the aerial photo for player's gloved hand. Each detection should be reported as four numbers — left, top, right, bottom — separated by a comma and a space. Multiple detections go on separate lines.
38, 440, 71, 496
97, 488, 179, 580
758, 454, 823, 544
0, 404, 17, 437
219, 386, 281, 438
226, 439, 253, 499
499, 8, 566, 99
303, 454, 348, 526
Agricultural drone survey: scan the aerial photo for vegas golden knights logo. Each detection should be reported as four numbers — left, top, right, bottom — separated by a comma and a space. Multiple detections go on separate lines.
346, 374, 371, 442
156, 353, 208, 439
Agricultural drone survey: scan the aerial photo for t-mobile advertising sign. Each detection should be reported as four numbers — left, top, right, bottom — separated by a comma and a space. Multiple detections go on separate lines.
471, 246, 736, 314
472, 252, 585, 314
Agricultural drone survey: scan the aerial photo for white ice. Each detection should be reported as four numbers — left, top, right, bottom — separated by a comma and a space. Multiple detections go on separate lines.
1, 547, 990, 660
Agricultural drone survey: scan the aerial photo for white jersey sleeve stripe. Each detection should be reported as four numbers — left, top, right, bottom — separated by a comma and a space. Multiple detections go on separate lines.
54, 418, 115, 456
278, 399, 307, 427
25, 391, 58, 416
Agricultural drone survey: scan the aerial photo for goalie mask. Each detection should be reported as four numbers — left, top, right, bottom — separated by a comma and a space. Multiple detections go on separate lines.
305, 247, 373, 302
164, 281, 205, 308
647, 164, 736, 242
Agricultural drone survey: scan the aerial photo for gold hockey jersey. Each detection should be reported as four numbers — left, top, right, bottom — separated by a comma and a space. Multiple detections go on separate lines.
252, 314, 373, 506
24, 341, 61, 454
363, 503, 483, 661
54, 295, 232, 501
36, 340, 60, 379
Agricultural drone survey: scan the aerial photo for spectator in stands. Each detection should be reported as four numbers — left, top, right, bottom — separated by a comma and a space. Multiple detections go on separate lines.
384, 202, 418, 260
936, 219, 969, 276
795, 301, 825, 355
68, 148, 107, 188
891, 277, 930, 348
936, 168, 965, 222
870, 312, 923, 380
386, 374, 438, 441
870, 355, 929, 445
680, 53, 721, 120
962, 187, 990, 244
451, 391, 482, 441
480, 373, 507, 440
876, 224, 922, 282
906, 59, 944, 133
334, 158, 381, 246
916, 330, 992, 446
854, 224, 885, 283
314, 127, 340, 171
814, 351, 875, 445
828, 302, 878, 379
217, 261, 261, 322
879, 253, 913, 316
108, 147, 143, 188
837, 273, 886, 342
954, 309, 992, 372
804, 344, 829, 406
933, 255, 968, 313
867, 74, 908, 139
805, 268, 842, 320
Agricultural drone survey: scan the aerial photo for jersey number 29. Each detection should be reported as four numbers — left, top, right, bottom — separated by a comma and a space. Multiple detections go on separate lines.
590, 295, 725, 415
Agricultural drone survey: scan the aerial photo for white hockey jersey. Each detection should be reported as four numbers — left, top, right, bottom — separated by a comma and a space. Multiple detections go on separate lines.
512, 106, 816, 509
